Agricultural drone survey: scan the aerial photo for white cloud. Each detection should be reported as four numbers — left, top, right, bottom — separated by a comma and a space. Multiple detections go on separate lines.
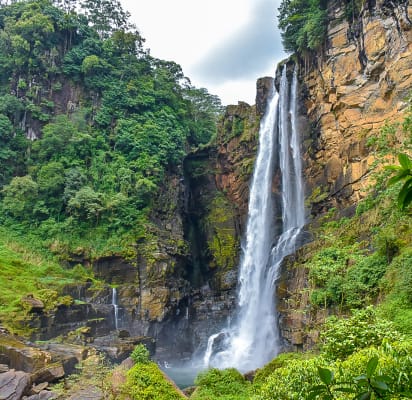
120, 0, 285, 105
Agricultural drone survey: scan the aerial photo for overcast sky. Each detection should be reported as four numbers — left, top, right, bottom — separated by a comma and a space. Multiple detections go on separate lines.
120, 0, 285, 105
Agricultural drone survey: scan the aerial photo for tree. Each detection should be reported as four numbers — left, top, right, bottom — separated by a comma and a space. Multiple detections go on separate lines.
278, 0, 327, 54
183, 87, 223, 146
1, 175, 39, 220
67, 186, 103, 223
80, 0, 132, 39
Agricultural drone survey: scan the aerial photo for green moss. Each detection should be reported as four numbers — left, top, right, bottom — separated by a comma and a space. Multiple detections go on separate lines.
205, 193, 239, 270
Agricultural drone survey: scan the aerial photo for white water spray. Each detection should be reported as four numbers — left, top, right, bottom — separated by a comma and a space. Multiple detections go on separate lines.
204, 65, 305, 372
112, 287, 119, 330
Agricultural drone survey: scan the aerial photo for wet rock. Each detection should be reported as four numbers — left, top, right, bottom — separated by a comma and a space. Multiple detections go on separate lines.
0, 335, 51, 373
302, 0, 412, 212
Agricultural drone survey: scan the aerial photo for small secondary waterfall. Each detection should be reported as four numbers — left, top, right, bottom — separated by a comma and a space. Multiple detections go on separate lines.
112, 288, 119, 330
204, 65, 305, 372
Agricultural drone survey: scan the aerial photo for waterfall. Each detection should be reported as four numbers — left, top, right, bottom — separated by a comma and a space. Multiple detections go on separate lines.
112, 287, 119, 330
203, 65, 305, 372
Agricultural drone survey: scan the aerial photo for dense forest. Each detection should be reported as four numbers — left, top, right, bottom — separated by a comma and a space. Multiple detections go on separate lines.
0, 0, 412, 399
0, 0, 222, 257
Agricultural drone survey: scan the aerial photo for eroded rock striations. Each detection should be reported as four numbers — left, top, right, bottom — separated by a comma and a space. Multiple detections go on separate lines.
277, 0, 412, 350
303, 0, 412, 211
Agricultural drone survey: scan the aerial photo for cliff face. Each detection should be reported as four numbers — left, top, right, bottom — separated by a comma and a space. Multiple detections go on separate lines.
303, 0, 412, 212
277, 0, 412, 350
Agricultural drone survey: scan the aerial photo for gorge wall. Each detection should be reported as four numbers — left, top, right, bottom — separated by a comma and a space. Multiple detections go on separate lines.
302, 0, 412, 212
277, 0, 412, 350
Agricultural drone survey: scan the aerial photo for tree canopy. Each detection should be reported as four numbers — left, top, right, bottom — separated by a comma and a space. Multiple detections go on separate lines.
0, 0, 222, 256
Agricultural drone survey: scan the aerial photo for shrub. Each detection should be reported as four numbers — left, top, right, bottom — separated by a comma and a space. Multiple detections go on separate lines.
252, 357, 323, 400
320, 307, 402, 360
130, 344, 150, 364
192, 368, 250, 400
124, 362, 184, 400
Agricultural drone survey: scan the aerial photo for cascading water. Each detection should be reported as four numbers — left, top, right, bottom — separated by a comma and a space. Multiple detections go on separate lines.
204, 65, 305, 372
112, 287, 119, 330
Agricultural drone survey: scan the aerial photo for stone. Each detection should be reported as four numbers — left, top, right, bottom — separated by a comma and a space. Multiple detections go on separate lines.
21, 295, 44, 314
24, 392, 56, 400
30, 382, 48, 394
0, 369, 31, 400
31, 364, 65, 384
0, 364, 9, 373
67, 385, 103, 400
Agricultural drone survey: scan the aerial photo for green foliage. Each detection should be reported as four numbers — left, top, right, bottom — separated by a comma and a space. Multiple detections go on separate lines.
380, 249, 412, 334
123, 362, 185, 400
253, 339, 412, 400
385, 153, 412, 210
130, 344, 150, 364
0, 0, 221, 261
183, 86, 223, 146
308, 357, 391, 400
192, 368, 250, 400
0, 226, 93, 334
278, 0, 327, 54
308, 244, 388, 309
320, 307, 402, 361
2, 175, 39, 220
253, 352, 315, 390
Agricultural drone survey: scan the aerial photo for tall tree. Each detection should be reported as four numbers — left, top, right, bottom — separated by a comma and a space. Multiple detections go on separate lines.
80, 0, 132, 39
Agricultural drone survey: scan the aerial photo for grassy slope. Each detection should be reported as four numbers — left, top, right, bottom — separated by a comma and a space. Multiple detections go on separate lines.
0, 226, 94, 333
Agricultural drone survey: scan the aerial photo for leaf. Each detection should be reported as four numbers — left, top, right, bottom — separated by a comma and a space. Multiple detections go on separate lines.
307, 389, 323, 400
354, 374, 368, 382
366, 356, 378, 378
403, 190, 412, 209
370, 378, 389, 391
398, 153, 412, 170
318, 366, 334, 385
355, 392, 371, 400
384, 165, 402, 171
334, 386, 356, 393
398, 178, 412, 209
387, 169, 410, 186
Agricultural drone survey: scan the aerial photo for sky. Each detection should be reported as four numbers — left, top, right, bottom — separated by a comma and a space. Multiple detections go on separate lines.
120, 0, 285, 105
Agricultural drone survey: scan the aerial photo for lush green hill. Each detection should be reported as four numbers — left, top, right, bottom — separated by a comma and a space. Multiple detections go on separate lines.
0, 0, 222, 260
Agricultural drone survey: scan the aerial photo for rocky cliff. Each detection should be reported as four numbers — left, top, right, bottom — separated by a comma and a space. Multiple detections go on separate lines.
277, 0, 412, 350
302, 0, 412, 212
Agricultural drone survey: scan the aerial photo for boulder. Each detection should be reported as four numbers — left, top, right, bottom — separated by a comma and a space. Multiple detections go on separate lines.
21, 295, 44, 314
31, 364, 64, 384
0, 369, 31, 400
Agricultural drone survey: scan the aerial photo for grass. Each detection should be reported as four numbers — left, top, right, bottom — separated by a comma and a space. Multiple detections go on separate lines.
0, 226, 94, 332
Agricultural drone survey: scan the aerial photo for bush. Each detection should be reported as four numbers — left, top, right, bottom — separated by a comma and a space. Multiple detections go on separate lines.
320, 307, 402, 360
192, 368, 250, 400
253, 340, 412, 399
252, 357, 323, 400
130, 344, 150, 364
124, 362, 184, 400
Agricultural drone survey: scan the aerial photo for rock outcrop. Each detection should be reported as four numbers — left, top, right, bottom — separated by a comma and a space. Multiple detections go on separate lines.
302, 0, 412, 212
277, 0, 412, 350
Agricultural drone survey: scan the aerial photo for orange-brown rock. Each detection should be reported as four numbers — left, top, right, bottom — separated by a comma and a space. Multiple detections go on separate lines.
300, 0, 412, 211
